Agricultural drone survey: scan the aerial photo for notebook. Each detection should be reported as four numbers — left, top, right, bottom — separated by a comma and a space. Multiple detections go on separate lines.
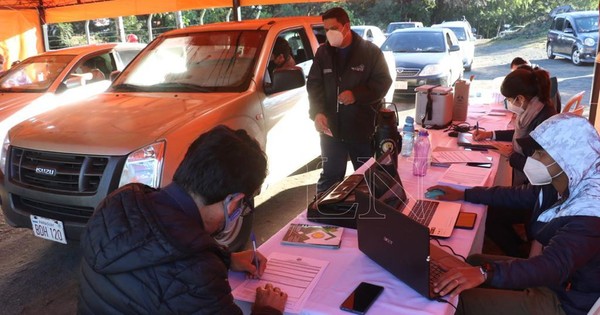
356, 190, 470, 299
363, 159, 461, 238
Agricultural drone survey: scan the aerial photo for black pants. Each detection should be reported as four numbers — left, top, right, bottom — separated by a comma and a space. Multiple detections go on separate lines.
485, 204, 532, 258
317, 134, 373, 193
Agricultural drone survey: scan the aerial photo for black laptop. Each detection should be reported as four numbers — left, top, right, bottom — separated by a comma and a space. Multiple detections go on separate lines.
356, 190, 469, 299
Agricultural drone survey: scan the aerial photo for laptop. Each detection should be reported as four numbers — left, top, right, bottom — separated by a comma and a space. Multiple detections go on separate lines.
356, 190, 470, 299
457, 132, 497, 150
364, 158, 461, 238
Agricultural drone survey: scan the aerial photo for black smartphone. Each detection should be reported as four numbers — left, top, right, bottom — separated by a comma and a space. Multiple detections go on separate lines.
455, 212, 477, 229
340, 282, 384, 314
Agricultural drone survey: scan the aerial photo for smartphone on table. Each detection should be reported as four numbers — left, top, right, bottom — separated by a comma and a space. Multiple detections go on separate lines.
455, 212, 477, 229
340, 282, 384, 314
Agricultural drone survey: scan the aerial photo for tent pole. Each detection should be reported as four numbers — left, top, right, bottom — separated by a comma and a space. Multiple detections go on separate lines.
176, 11, 184, 29
232, 0, 241, 22
85, 20, 91, 45
37, 4, 49, 52
147, 14, 154, 42
116, 16, 126, 42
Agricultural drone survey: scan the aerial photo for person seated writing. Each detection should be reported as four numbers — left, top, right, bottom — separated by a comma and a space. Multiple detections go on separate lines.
427, 113, 600, 315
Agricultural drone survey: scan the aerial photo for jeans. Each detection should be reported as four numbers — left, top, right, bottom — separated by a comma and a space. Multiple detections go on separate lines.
316, 134, 373, 193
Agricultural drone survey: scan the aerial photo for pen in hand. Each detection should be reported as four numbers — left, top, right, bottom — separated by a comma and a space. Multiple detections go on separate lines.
251, 232, 261, 278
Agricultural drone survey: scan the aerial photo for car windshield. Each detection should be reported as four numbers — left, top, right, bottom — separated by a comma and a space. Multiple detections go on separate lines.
447, 27, 467, 40
387, 24, 414, 33
115, 30, 266, 93
574, 16, 599, 33
0, 55, 73, 92
381, 32, 445, 53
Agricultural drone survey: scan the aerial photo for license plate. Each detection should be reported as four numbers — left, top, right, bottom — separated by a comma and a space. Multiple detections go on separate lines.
30, 215, 67, 244
395, 80, 408, 90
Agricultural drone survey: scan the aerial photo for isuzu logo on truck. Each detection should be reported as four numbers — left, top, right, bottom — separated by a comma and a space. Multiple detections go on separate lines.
35, 167, 56, 176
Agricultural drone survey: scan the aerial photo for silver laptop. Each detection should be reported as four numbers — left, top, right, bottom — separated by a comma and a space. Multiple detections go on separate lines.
356, 190, 470, 299
364, 160, 461, 237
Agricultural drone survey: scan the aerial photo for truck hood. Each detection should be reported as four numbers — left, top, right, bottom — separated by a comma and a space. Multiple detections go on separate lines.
9, 92, 242, 155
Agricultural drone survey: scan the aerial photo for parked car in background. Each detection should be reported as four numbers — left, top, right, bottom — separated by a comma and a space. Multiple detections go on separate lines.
432, 21, 475, 71
498, 25, 524, 37
0, 17, 325, 252
385, 21, 424, 36
0, 42, 145, 162
380, 27, 463, 97
547, 10, 598, 66
352, 25, 386, 47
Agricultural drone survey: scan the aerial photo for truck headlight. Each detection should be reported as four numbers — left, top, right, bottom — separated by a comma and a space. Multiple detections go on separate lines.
419, 64, 444, 76
119, 141, 165, 188
0, 135, 9, 175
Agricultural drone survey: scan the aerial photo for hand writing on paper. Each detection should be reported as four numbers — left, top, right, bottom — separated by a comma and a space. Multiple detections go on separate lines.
254, 283, 288, 313
426, 185, 465, 201
472, 129, 492, 141
433, 266, 485, 298
231, 250, 267, 279
337, 90, 356, 105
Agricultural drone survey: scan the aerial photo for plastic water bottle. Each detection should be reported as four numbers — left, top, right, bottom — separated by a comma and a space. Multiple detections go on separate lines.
400, 116, 415, 157
413, 130, 431, 176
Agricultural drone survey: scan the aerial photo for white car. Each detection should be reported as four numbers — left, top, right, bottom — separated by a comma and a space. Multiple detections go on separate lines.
432, 21, 475, 71
352, 25, 386, 47
0, 43, 145, 153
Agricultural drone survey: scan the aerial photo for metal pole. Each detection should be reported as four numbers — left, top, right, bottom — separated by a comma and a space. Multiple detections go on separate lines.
232, 0, 241, 22
200, 9, 206, 25
116, 16, 126, 42
85, 20, 91, 44
37, 3, 49, 51
147, 14, 154, 41
176, 11, 184, 29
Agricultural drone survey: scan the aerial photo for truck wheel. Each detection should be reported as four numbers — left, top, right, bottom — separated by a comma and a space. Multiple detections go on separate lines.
571, 48, 582, 66
214, 212, 253, 252
547, 43, 555, 59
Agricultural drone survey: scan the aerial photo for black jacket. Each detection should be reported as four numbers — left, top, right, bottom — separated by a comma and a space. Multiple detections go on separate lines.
307, 31, 392, 143
78, 183, 279, 315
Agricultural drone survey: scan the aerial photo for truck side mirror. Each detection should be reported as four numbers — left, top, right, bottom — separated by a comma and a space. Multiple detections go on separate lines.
265, 68, 305, 94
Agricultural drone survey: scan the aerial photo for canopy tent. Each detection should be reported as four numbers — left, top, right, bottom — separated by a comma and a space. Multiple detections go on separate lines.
0, 0, 332, 70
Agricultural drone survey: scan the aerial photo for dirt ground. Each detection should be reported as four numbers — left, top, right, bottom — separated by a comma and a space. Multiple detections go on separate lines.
0, 37, 594, 314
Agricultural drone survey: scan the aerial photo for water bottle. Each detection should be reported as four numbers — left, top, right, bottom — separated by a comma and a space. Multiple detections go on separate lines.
400, 116, 415, 157
413, 130, 431, 176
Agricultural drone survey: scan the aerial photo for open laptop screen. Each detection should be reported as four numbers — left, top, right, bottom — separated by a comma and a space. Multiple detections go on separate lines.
363, 153, 408, 211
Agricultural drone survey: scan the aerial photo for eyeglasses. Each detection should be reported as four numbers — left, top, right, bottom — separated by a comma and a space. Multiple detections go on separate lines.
239, 196, 255, 217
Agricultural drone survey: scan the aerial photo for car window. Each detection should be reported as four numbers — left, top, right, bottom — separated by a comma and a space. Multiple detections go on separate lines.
312, 25, 326, 44
0, 55, 73, 92
574, 16, 599, 33
366, 29, 373, 38
448, 27, 467, 41
564, 20, 574, 31
117, 50, 142, 66
120, 30, 266, 92
555, 17, 565, 31
381, 32, 445, 53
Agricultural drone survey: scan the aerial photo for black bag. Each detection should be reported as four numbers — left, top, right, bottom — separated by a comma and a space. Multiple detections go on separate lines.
306, 174, 369, 229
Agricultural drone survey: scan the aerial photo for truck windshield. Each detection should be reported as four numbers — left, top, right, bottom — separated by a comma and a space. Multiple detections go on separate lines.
116, 30, 266, 92
0, 55, 73, 92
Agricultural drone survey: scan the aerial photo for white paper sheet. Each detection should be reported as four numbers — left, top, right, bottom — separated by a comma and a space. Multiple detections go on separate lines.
431, 150, 491, 164
232, 252, 329, 314
438, 163, 492, 189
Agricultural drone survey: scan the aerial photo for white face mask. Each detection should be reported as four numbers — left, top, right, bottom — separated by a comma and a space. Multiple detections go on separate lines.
523, 157, 564, 185
326, 29, 344, 47
507, 98, 525, 115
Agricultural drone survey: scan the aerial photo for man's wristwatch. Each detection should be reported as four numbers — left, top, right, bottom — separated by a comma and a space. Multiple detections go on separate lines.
479, 263, 494, 283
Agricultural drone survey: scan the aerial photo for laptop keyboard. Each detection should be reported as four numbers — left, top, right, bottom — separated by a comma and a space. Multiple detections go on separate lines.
408, 200, 439, 226
429, 260, 447, 284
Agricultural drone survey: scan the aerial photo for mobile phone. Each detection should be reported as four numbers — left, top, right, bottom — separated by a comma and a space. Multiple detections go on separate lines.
455, 212, 477, 229
340, 282, 384, 314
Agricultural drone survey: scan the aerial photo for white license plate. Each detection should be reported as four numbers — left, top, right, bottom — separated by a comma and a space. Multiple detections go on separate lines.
30, 215, 67, 244
395, 80, 408, 90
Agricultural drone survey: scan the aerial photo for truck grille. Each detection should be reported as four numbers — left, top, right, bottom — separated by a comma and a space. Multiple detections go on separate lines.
9, 147, 109, 194
396, 68, 420, 78
13, 195, 94, 223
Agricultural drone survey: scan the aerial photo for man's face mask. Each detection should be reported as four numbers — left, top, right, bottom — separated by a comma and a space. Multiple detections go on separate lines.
218, 193, 254, 235
326, 29, 345, 47
506, 97, 525, 115
523, 157, 564, 185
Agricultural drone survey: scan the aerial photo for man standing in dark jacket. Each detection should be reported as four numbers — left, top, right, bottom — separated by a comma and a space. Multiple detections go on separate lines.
78, 126, 287, 314
307, 7, 392, 193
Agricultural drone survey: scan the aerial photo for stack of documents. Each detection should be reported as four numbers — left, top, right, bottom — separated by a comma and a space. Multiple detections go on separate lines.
431, 150, 491, 164
438, 164, 492, 189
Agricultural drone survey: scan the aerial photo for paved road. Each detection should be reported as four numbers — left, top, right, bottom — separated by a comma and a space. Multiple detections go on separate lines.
0, 38, 594, 314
